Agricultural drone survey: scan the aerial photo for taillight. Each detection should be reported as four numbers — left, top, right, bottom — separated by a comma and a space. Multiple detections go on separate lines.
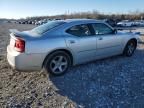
14, 38, 25, 53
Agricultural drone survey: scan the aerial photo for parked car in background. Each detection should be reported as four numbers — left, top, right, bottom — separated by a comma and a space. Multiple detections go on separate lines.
7, 19, 140, 76
117, 20, 134, 27
33, 19, 49, 25
138, 20, 144, 26
28, 20, 32, 24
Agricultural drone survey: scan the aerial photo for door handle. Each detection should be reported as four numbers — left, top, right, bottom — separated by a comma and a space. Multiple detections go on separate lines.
98, 37, 103, 40
69, 40, 76, 44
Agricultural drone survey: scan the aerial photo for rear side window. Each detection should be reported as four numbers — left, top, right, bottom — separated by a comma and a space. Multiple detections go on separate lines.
66, 24, 91, 37
92, 23, 113, 35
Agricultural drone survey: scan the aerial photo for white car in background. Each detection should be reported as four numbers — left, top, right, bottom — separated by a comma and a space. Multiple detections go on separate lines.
117, 20, 134, 27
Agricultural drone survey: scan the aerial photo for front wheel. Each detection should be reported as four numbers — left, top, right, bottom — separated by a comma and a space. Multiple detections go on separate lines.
44, 51, 71, 76
123, 40, 136, 57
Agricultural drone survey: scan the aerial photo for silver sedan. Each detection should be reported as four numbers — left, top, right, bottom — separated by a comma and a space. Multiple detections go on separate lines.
7, 19, 140, 76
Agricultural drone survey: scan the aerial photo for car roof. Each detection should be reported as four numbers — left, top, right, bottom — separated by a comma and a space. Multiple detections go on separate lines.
60, 19, 104, 23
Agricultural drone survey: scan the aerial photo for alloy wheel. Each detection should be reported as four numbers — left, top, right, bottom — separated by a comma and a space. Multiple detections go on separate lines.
50, 55, 68, 74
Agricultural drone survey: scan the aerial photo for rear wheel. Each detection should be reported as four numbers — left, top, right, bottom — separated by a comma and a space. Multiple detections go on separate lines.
123, 40, 136, 57
44, 51, 71, 76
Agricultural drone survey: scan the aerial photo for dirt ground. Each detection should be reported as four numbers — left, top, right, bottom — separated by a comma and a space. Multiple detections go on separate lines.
0, 23, 144, 108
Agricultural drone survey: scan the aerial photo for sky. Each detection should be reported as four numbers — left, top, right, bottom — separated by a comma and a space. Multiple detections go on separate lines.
0, 0, 144, 19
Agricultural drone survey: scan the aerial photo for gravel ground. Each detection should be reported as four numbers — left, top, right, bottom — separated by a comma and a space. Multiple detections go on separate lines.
0, 23, 144, 108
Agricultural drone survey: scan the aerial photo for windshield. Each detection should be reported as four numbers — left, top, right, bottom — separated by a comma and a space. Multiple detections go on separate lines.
31, 21, 65, 34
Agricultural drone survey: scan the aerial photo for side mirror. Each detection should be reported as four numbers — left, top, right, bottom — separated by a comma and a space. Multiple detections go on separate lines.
113, 29, 117, 34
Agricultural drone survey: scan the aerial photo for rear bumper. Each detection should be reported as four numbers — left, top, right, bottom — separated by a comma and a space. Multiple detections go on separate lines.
7, 45, 45, 71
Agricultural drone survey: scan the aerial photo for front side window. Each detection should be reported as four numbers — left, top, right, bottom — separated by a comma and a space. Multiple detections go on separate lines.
92, 23, 113, 35
66, 24, 91, 37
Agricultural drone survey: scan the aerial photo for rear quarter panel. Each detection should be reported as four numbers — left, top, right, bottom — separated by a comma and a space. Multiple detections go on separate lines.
25, 36, 71, 67
26, 37, 66, 54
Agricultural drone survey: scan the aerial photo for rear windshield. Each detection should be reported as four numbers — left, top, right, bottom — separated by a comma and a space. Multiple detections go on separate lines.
31, 21, 65, 34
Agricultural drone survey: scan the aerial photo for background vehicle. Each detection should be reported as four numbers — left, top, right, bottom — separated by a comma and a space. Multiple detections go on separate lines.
117, 20, 134, 27
7, 19, 140, 76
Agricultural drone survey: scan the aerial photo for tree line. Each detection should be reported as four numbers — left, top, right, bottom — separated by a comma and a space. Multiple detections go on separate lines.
26, 10, 144, 22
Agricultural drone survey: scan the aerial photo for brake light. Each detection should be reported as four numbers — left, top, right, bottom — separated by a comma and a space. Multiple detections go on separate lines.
14, 38, 25, 53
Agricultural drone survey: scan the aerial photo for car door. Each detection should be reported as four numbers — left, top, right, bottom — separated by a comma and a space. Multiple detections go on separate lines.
65, 24, 96, 64
91, 23, 123, 58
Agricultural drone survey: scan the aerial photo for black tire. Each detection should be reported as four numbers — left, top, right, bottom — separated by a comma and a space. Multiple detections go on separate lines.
123, 40, 137, 57
44, 51, 71, 76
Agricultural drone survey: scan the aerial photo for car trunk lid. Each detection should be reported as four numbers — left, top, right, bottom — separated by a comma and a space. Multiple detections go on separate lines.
9, 29, 40, 39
